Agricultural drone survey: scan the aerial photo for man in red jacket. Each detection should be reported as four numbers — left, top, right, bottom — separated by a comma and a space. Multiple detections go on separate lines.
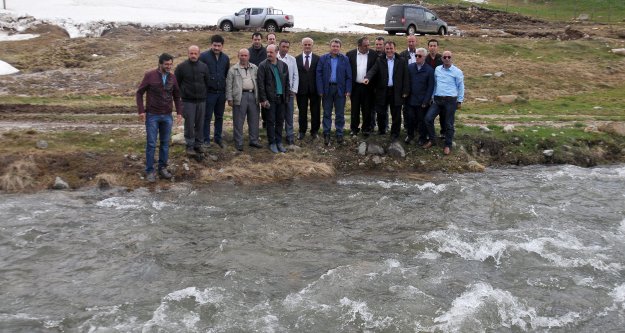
136, 53, 182, 183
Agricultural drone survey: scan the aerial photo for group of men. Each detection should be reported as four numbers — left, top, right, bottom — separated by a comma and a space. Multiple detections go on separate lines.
136, 32, 464, 182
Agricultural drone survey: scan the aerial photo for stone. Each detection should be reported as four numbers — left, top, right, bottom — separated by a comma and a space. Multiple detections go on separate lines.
287, 144, 301, 151
483, 73, 493, 77
467, 160, 485, 172
593, 106, 603, 110
598, 122, 625, 136
171, 133, 185, 145
128, 154, 139, 161
479, 125, 491, 133
372, 156, 382, 165
36, 140, 48, 149
503, 125, 515, 133
358, 142, 367, 155
543, 149, 554, 157
475, 97, 489, 102
366, 143, 385, 155
387, 141, 406, 158
496, 95, 519, 104
576, 13, 590, 21
584, 125, 599, 133
52, 176, 69, 190
494, 71, 504, 77
209, 154, 219, 162
183, 163, 190, 171
612, 48, 625, 56
109, 139, 115, 143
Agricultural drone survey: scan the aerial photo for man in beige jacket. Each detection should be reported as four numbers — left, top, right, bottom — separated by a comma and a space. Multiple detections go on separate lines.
226, 48, 262, 151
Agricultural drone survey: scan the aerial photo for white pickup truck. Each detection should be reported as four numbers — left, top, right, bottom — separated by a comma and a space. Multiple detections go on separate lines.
218, 7, 294, 33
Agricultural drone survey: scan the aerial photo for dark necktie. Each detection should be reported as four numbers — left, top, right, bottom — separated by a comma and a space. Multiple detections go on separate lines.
304, 55, 310, 70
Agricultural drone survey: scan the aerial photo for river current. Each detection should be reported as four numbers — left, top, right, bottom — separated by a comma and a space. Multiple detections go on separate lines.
1, 165, 625, 332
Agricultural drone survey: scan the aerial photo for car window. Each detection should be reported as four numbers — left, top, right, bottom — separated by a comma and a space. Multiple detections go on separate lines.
238, 8, 247, 15
252, 8, 263, 15
405, 7, 418, 18
387, 6, 403, 16
425, 11, 435, 20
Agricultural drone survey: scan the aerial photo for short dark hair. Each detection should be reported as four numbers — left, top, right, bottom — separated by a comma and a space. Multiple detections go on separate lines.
384, 41, 396, 48
279, 39, 290, 46
211, 34, 225, 45
252, 32, 263, 39
158, 53, 174, 64
375, 36, 385, 42
428, 39, 439, 46
357, 36, 369, 46
267, 33, 276, 39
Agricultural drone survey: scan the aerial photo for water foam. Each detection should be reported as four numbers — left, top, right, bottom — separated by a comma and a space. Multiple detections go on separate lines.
337, 179, 447, 193
424, 230, 510, 264
339, 297, 393, 330
609, 283, 625, 309
96, 197, 144, 210
619, 219, 625, 234
433, 282, 579, 331
143, 287, 224, 331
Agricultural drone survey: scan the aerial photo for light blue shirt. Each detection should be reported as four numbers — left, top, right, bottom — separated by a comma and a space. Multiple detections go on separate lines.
161, 73, 167, 86
386, 56, 394, 87
330, 56, 338, 83
432, 64, 464, 102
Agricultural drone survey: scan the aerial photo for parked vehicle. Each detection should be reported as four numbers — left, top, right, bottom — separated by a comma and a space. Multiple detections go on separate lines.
218, 7, 294, 32
384, 4, 447, 36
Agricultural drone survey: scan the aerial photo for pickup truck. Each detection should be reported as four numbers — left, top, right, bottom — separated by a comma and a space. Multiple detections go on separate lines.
218, 7, 294, 33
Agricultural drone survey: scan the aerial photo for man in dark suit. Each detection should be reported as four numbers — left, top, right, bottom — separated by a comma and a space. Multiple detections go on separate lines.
346, 36, 377, 137
295, 37, 320, 140
406, 48, 434, 145
258, 45, 290, 153
363, 41, 409, 142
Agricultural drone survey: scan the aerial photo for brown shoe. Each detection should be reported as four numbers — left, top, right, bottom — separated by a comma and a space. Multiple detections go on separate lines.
422, 141, 433, 149
443, 147, 451, 155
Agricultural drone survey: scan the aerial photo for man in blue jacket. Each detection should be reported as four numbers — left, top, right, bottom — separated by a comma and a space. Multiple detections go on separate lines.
199, 35, 230, 148
406, 48, 434, 145
316, 38, 352, 146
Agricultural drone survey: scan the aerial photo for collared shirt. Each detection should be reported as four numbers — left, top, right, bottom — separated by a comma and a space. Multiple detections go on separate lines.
277, 52, 299, 93
356, 50, 368, 83
386, 56, 395, 87
433, 64, 465, 102
161, 73, 167, 86
240, 65, 255, 90
270, 63, 283, 95
330, 55, 338, 83
406, 49, 416, 64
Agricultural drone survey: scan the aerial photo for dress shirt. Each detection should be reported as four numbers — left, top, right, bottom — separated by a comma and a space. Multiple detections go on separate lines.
356, 50, 368, 83
330, 56, 338, 83
386, 56, 395, 87
432, 64, 464, 102
406, 49, 416, 64
277, 52, 299, 93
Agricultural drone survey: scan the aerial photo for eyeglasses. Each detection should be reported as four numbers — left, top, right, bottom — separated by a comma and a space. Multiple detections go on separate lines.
416, 54, 423, 58
442, 56, 452, 59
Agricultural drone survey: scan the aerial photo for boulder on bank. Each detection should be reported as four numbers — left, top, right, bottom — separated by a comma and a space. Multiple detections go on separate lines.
497, 95, 519, 104
52, 176, 70, 190
387, 142, 406, 158
598, 122, 625, 136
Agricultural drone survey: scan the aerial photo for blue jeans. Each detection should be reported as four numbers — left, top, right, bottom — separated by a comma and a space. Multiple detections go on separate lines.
425, 96, 457, 148
322, 85, 346, 136
204, 92, 226, 144
284, 94, 295, 142
145, 113, 173, 173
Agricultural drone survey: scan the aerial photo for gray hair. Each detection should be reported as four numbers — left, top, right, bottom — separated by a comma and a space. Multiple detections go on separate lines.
416, 47, 428, 57
329, 38, 342, 46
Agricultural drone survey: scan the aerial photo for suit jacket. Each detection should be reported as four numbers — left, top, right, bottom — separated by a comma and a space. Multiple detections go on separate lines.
346, 48, 377, 84
365, 53, 409, 106
257, 59, 290, 104
407, 62, 434, 106
399, 49, 418, 65
295, 52, 319, 95
316, 53, 352, 96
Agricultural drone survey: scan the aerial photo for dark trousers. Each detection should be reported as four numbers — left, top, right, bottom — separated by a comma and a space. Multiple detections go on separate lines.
350, 82, 373, 134
425, 96, 457, 148
183, 101, 205, 149
266, 98, 286, 145
204, 92, 226, 144
296, 92, 321, 135
376, 88, 402, 140
405, 104, 428, 143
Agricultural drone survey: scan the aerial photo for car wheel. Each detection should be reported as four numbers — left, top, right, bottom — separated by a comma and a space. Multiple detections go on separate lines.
438, 26, 447, 36
388, 31, 397, 36
220, 21, 233, 32
407, 25, 417, 35
265, 22, 278, 32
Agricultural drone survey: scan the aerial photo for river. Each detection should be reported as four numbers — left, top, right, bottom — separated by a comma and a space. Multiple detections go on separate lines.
1, 165, 624, 332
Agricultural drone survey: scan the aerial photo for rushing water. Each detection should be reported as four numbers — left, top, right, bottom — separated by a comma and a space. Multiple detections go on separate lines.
1, 165, 625, 333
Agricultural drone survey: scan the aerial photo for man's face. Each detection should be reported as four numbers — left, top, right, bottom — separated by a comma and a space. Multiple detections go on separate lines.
238, 50, 249, 65
279, 42, 290, 56
159, 59, 173, 73
267, 34, 276, 45
330, 42, 341, 56
375, 39, 384, 52
212, 42, 223, 55
188, 47, 199, 62
407, 36, 417, 50
442, 51, 453, 66
385, 43, 395, 58
302, 39, 313, 54
428, 41, 438, 55
358, 39, 369, 54
416, 52, 425, 65
252, 35, 262, 48
267, 46, 276, 61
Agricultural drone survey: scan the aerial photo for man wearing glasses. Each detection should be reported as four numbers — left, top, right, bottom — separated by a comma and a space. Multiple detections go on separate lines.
406, 48, 434, 146
423, 50, 464, 155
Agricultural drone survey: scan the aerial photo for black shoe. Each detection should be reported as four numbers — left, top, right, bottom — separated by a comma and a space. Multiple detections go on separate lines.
236, 145, 243, 151
404, 136, 413, 144
215, 141, 225, 149
311, 133, 318, 140
297, 132, 305, 140
277, 143, 287, 153
378, 131, 386, 135
287, 139, 295, 145
337, 136, 345, 145
159, 168, 173, 179
186, 147, 197, 156
363, 131, 370, 137
249, 142, 263, 148
324, 134, 330, 146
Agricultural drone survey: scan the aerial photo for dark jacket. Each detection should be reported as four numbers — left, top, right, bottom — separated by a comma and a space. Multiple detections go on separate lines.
407, 62, 434, 106
136, 68, 182, 115
174, 59, 210, 102
295, 52, 319, 95
399, 49, 417, 64
248, 45, 267, 66
316, 53, 352, 96
257, 59, 290, 104
365, 53, 409, 106
346, 48, 377, 83
199, 50, 230, 93
425, 53, 443, 69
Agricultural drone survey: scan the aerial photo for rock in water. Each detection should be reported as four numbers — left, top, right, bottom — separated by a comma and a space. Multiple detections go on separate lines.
53, 176, 69, 190
387, 141, 406, 158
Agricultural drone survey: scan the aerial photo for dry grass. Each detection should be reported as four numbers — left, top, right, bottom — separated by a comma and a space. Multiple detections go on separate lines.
93, 173, 120, 189
0, 159, 39, 192
201, 155, 335, 184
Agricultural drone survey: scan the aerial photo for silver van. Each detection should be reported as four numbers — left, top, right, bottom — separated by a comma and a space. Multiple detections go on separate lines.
384, 4, 448, 36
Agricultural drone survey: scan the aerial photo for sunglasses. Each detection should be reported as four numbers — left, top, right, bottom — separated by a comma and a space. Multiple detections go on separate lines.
416, 54, 423, 58
442, 56, 452, 59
